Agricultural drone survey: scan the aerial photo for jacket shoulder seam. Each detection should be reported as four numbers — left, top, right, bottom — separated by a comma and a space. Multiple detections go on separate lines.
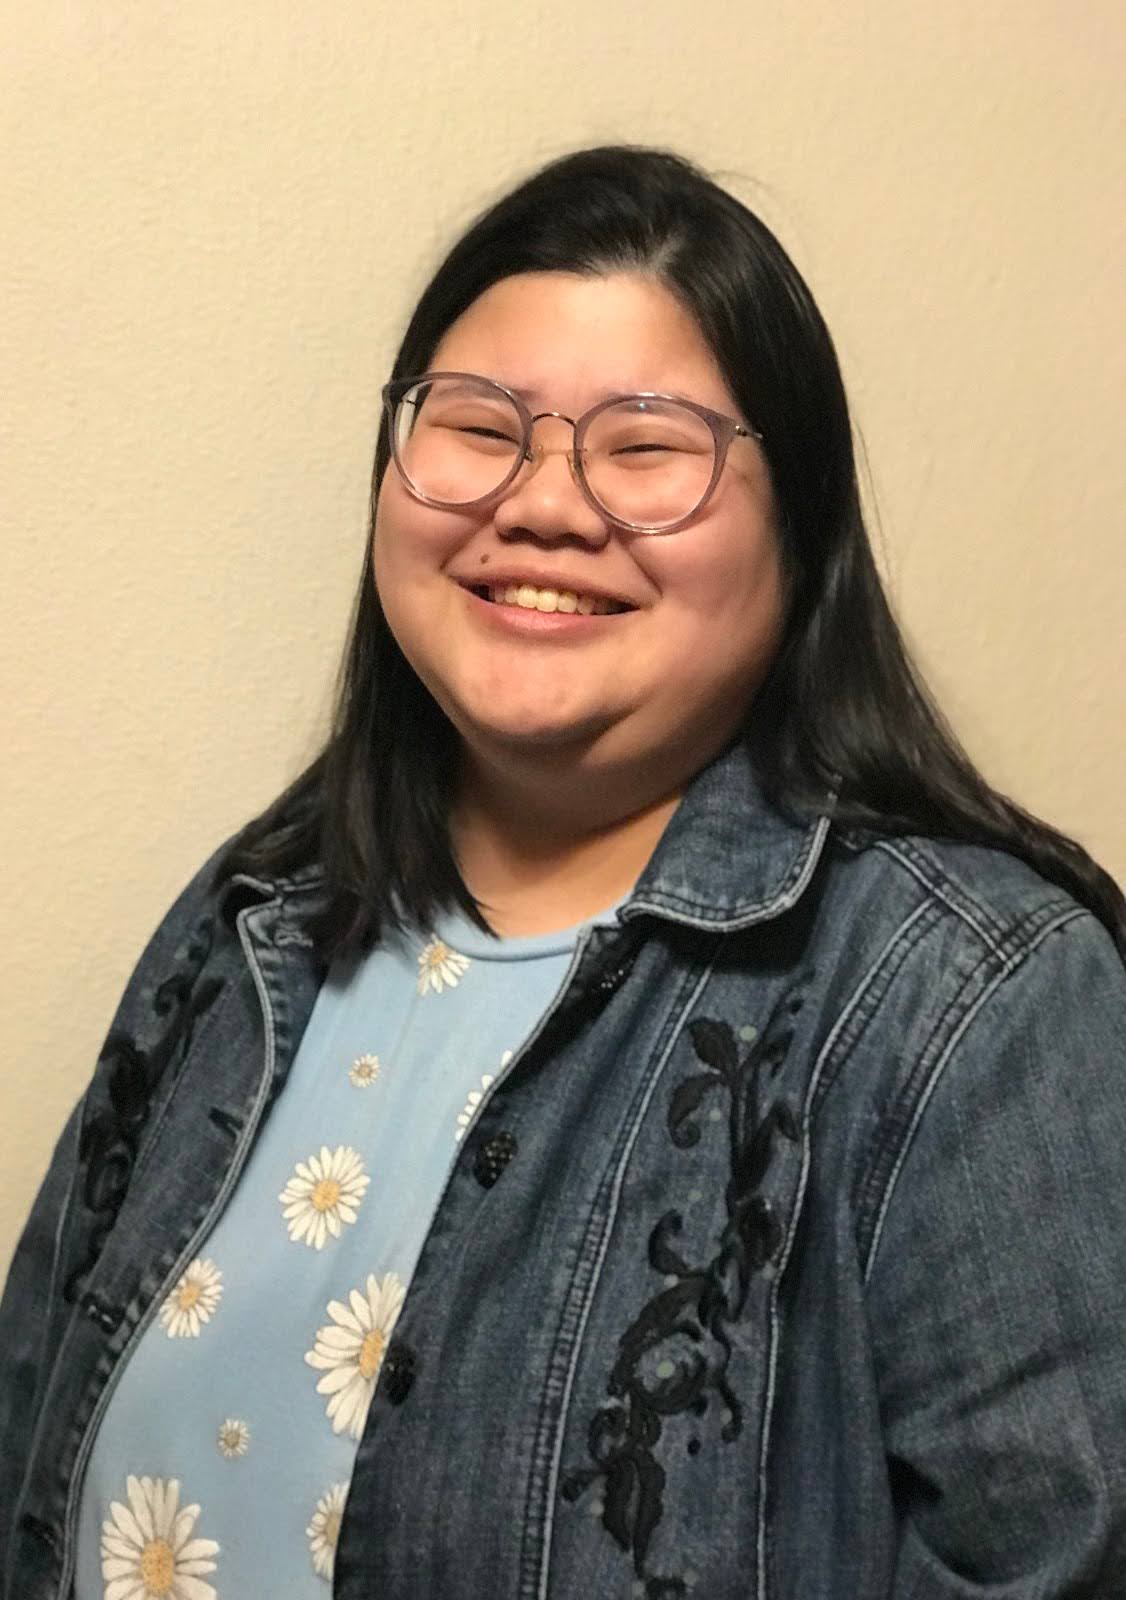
872, 838, 1005, 954
859, 905, 1090, 1282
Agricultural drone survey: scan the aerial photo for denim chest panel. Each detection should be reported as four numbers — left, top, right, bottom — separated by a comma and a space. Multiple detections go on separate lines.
332, 914, 825, 1600
551, 953, 815, 1600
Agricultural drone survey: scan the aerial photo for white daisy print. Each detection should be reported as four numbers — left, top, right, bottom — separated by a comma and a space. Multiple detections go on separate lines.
455, 1050, 512, 1141
217, 1418, 250, 1459
307, 1481, 348, 1580
100, 1473, 218, 1599
279, 1145, 370, 1249
348, 1052, 380, 1088
158, 1258, 223, 1339
304, 1271, 407, 1439
417, 936, 470, 995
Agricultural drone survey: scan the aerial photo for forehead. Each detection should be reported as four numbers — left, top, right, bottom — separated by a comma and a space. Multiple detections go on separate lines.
428, 271, 736, 412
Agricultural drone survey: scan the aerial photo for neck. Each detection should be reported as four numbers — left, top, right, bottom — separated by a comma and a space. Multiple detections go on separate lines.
451, 751, 682, 938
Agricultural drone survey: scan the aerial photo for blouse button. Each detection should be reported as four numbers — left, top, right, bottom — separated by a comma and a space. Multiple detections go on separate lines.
381, 1341, 417, 1405
474, 1131, 518, 1188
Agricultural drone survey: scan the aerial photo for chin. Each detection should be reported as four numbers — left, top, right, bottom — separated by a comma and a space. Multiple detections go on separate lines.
455, 706, 619, 761
481, 720, 603, 753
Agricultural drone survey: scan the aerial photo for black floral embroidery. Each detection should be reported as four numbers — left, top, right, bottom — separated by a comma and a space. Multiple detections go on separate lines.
64, 914, 223, 1307
562, 980, 807, 1596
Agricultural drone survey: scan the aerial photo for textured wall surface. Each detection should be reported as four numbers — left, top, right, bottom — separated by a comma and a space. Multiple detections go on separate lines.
2, 0, 1123, 1273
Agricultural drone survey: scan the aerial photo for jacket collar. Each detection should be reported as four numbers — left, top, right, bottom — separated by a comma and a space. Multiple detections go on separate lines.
624, 738, 831, 932
244, 740, 831, 936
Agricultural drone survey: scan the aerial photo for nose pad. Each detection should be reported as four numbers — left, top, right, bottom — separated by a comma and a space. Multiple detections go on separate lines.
524, 443, 584, 492
494, 438, 608, 543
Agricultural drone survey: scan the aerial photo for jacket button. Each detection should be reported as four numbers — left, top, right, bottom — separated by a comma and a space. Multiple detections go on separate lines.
381, 1341, 416, 1405
474, 1131, 517, 1188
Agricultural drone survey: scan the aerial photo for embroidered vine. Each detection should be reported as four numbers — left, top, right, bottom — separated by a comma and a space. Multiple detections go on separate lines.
562, 979, 808, 1597
64, 913, 223, 1305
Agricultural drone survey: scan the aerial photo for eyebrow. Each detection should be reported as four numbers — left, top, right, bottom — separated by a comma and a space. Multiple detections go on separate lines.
427, 374, 548, 405
492, 377, 678, 406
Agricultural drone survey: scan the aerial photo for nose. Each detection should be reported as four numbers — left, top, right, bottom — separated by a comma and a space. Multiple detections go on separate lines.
492, 414, 610, 546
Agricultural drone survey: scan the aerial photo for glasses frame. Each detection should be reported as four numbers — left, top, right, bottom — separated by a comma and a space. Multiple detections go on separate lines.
381, 370, 763, 535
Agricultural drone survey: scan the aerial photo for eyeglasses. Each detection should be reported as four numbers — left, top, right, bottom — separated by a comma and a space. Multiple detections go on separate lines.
381, 371, 762, 534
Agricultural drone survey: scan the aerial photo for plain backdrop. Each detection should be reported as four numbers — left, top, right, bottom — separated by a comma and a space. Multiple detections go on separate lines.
2, 0, 1124, 1275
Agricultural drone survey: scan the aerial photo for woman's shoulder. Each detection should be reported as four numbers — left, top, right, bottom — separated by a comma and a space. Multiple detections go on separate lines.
135, 834, 244, 966
812, 821, 1124, 1170
143, 817, 326, 960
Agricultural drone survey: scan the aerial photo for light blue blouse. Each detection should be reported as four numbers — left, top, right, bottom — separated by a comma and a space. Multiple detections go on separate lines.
75, 904, 608, 1597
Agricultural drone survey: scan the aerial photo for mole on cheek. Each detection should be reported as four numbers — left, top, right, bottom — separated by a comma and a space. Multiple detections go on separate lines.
479, 553, 490, 565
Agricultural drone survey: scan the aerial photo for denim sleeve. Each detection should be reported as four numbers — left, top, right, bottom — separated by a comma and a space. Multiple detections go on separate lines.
0, 841, 232, 1575
866, 911, 1126, 1597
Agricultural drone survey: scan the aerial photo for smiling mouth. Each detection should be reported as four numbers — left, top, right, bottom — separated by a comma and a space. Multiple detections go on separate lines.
470, 583, 633, 616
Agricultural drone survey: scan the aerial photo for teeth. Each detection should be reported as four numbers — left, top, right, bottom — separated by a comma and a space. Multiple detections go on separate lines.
488, 584, 618, 615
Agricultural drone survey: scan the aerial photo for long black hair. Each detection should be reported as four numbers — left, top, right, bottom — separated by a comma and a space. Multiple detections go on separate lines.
223, 145, 1125, 955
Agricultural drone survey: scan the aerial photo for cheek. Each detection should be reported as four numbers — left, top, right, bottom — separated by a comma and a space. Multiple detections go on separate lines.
370, 499, 429, 656
371, 479, 466, 598
645, 517, 783, 630
370, 478, 400, 589
640, 522, 787, 712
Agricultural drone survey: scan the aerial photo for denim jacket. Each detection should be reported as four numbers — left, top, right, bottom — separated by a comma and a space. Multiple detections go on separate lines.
3, 742, 1126, 1599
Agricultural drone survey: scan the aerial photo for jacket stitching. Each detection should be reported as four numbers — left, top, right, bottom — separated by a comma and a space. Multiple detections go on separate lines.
809, 899, 942, 1121
754, 899, 937, 1595
854, 897, 1088, 1270
874, 840, 1005, 954
528, 951, 716, 1600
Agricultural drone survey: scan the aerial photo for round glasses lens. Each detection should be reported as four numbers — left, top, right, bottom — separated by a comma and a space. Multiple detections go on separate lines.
582, 399, 715, 528
393, 377, 524, 506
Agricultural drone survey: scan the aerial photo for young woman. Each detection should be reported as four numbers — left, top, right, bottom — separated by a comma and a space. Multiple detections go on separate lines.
3, 146, 1124, 1600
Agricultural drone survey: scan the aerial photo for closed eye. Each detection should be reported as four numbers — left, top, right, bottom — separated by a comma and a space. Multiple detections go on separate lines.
456, 425, 521, 444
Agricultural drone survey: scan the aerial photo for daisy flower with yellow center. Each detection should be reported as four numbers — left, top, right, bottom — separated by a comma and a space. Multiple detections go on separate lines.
307, 1481, 348, 1579
348, 1052, 380, 1087
100, 1474, 218, 1600
158, 1258, 223, 1338
304, 1271, 406, 1438
416, 937, 470, 995
216, 1418, 250, 1459
279, 1145, 370, 1249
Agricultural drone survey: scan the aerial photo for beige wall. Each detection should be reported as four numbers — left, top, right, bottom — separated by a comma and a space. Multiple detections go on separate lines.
2, 1, 1123, 1275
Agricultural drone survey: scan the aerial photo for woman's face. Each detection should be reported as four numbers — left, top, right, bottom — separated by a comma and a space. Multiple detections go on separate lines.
373, 271, 785, 800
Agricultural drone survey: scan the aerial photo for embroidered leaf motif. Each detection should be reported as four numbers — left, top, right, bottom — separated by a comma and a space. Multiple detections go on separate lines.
647, 1212, 692, 1278
603, 1455, 636, 1551
633, 1452, 667, 1570
667, 1074, 718, 1149
686, 1018, 736, 1073
613, 1279, 702, 1377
